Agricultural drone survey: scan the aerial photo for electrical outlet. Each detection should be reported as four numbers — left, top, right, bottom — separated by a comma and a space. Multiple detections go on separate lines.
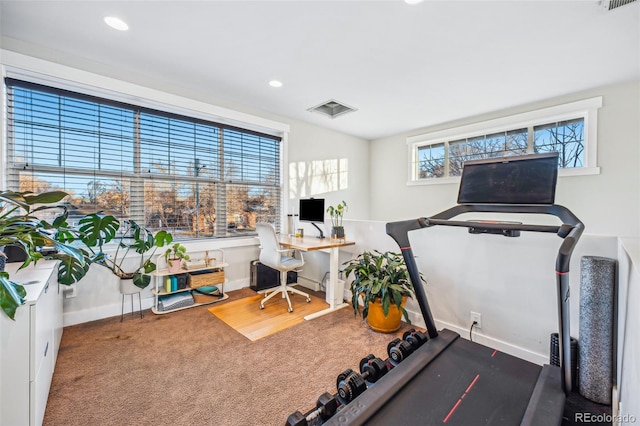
471, 312, 482, 329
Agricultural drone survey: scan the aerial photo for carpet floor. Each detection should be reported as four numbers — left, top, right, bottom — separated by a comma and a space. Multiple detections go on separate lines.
44, 288, 415, 426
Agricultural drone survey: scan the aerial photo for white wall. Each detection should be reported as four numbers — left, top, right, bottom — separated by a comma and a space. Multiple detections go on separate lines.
616, 239, 639, 421
369, 80, 640, 239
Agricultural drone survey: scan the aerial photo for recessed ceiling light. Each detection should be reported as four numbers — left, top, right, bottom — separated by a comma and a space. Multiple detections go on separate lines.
104, 16, 129, 31
269, 80, 283, 88
404, 0, 424, 4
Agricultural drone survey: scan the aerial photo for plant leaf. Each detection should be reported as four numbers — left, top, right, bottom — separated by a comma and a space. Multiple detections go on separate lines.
133, 273, 151, 289
57, 255, 91, 285
78, 214, 120, 247
0, 275, 25, 320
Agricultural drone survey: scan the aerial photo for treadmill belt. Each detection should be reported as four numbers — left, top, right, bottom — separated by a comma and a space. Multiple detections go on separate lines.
369, 335, 542, 425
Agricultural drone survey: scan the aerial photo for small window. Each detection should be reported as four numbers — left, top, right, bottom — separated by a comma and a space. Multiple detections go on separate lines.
407, 97, 601, 184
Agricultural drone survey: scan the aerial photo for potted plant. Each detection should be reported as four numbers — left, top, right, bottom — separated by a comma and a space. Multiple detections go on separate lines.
0, 190, 90, 319
343, 250, 417, 333
63, 213, 173, 291
326, 200, 348, 239
164, 243, 190, 273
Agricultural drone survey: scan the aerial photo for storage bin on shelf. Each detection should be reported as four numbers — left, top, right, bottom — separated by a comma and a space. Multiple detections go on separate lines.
188, 269, 225, 288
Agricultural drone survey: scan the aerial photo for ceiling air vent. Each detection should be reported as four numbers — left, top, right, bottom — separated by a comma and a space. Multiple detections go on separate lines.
308, 99, 357, 119
601, 0, 636, 10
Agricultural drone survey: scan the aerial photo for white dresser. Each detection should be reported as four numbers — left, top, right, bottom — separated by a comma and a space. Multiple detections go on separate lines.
0, 261, 63, 426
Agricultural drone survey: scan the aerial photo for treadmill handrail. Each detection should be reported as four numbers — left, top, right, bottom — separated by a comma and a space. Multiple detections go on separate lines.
385, 202, 584, 394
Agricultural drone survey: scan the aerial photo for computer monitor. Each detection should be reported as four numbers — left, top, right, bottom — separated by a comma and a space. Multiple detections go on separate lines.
457, 152, 559, 205
299, 198, 325, 238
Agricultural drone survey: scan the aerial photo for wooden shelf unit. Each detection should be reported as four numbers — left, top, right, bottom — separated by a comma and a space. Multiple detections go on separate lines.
151, 249, 229, 314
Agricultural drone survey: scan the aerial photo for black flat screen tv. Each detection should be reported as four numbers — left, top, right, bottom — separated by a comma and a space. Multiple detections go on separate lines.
299, 198, 325, 223
457, 152, 559, 205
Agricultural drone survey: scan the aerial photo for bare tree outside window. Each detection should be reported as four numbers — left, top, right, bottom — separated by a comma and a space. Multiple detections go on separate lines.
534, 119, 584, 168
6, 81, 282, 239
417, 143, 445, 178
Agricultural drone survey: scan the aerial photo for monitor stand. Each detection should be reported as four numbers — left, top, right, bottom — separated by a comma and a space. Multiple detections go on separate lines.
312, 223, 325, 239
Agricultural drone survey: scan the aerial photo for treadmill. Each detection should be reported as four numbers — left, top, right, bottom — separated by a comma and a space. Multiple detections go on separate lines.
326, 153, 584, 426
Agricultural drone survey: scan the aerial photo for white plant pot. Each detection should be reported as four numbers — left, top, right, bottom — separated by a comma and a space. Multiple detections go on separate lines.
119, 278, 142, 295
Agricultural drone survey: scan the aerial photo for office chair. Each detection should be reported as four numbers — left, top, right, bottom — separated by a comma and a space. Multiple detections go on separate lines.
256, 222, 310, 312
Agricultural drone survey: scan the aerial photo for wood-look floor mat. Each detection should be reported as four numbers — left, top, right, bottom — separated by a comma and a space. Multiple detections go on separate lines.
208, 291, 328, 341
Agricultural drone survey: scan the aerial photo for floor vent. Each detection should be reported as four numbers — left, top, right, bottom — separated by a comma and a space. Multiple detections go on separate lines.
602, 0, 636, 10
307, 99, 357, 119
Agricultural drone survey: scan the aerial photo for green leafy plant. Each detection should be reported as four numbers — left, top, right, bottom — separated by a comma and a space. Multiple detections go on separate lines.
343, 250, 417, 323
0, 190, 88, 319
326, 200, 348, 228
60, 213, 173, 290
164, 243, 190, 263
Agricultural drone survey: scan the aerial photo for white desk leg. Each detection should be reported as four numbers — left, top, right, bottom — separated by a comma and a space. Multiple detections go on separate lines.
304, 246, 348, 320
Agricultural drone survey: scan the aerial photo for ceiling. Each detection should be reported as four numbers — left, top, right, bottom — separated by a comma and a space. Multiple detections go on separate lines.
1, 1, 638, 140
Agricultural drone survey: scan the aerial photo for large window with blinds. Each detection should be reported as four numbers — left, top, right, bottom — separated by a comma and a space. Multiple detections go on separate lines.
5, 79, 282, 238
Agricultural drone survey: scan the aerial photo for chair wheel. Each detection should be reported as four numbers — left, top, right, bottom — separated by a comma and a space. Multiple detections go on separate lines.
288, 307, 293, 313
306, 297, 311, 303
260, 304, 265, 310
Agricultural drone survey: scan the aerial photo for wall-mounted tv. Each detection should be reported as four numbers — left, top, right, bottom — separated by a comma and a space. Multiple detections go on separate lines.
299, 198, 325, 223
457, 152, 559, 205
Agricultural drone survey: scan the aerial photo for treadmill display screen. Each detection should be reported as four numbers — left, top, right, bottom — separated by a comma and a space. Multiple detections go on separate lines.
457, 153, 559, 204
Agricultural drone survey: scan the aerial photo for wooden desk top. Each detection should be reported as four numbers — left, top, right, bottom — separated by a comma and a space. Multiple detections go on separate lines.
278, 235, 355, 252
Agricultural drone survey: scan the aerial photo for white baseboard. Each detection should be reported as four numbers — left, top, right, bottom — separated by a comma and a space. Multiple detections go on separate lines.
63, 278, 248, 326
404, 309, 548, 366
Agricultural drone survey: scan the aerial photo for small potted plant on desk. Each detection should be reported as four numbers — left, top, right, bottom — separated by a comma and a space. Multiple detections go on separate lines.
326, 200, 348, 240
164, 243, 190, 274
343, 250, 417, 333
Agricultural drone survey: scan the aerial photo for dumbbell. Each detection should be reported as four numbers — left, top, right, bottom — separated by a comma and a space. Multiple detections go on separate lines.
335, 353, 390, 405
403, 328, 428, 350
286, 392, 339, 426
336, 368, 368, 404
358, 354, 389, 384
387, 338, 414, 363
387, 328, 429, 363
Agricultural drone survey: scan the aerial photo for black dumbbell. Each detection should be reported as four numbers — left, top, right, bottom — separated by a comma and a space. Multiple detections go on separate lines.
387, 337, 414, 363
359, 354, 389, 384
286, 392, 339, 426
402, 328, 428, 350
336, 368, 367, 404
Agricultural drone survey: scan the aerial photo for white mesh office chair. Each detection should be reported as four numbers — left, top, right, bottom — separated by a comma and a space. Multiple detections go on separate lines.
256, 222, 310, 312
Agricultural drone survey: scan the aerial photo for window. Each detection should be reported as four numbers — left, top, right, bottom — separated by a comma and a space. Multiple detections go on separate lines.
408, 97, 601, 184
5, 78, 282, 238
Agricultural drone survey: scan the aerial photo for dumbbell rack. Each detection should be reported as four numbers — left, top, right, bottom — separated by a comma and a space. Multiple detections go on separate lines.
286, 329, 428, 426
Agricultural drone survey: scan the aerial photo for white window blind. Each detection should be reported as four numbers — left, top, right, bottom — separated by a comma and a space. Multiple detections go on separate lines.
6, 78, 282, 238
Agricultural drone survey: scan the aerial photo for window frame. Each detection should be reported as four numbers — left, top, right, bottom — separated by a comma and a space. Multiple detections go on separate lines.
1, 64, 290, 241
407, 97, 602, 186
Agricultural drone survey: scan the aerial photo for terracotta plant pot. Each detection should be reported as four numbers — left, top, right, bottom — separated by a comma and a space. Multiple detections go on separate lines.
366, 296, 408, 333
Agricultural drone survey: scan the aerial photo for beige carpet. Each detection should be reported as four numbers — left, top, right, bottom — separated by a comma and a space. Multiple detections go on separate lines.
44, 288, 417, 426
208, 292, 328, 341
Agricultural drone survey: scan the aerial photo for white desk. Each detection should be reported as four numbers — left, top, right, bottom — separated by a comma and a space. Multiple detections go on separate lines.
277, 235, 355, 320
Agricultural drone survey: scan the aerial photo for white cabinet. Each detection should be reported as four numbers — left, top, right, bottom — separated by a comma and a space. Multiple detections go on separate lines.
0, 261, 61, 426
